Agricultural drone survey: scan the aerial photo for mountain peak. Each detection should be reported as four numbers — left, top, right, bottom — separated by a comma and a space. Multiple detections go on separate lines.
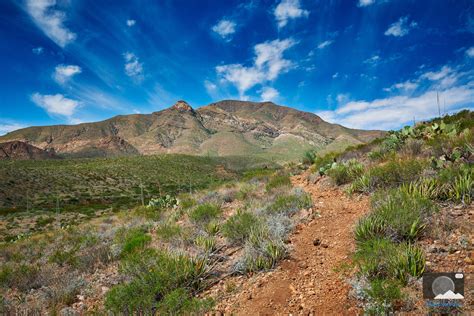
171, 100, 193, 112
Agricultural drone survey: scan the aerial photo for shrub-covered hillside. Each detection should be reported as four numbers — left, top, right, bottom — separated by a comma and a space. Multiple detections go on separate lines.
305, 110, 473, 314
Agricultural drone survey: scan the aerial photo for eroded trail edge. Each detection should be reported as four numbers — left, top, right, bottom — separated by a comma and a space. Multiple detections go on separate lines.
212, 173, 370, 315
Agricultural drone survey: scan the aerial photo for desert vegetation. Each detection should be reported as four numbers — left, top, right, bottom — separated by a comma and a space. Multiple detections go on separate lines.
307, 110, 473, 313
0, 164, 312, 314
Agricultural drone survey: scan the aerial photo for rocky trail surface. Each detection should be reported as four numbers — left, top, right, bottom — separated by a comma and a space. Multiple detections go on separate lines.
211, 173, 370, 315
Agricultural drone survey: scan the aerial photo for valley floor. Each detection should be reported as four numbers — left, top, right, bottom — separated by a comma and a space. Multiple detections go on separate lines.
208, 172, 369, 314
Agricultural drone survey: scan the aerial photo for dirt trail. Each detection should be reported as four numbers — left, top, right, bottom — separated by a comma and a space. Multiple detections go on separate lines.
215, 173, 370, 315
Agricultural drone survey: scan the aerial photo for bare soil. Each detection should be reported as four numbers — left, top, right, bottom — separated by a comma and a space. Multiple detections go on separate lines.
210, 172, 370, 315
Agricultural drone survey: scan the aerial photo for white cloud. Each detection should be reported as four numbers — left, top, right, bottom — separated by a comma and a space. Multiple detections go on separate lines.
212, 19, 236, 40
319, 86, 474, 130
384, 16, 417, 37
25, 0, 76, 47
318, 65, 474, 130
384, 80, 418, 92
274, 0, 309, 28
216, 38, 296, 97
317, 40, 333, 49
126, 19, 136, 27
364, 55, 380, 64
0, 122, 26, 136
32, 47, 44, 55
204, 80, 217, 95
123, 52, 144, 82
466, 46, 474, 58
358, 0, 375, 7
260, 87, 279, 101
31, 93, 80, 117
332, 72, 339, 79
53, 64, 81, 84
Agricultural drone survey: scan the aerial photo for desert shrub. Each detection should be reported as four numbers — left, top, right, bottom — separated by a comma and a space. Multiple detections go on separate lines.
194, 236, 216, 253
189, 203, 221, 223
347, 175, 371, 194
120, 228, 151, 255
364, 278, 403, 315
222, 211, 261, 244
156, 223, 183, 241
132, 205, 162, 220
178, 194, 196, 209
237, 229, 287, 273
366, 158, 427, 190
205, 220, 220, 236
157, 288, 213, 315
371, 189, 437, 242
106, 249, 208, 314
312, 152, 339, 173
302, 150, 317, 165
49, 247, 79, 267
354, 239, 425, 284
0, 263, 41, 291
401, 138, 424, 157
242, 168, 274, 181
267, 192, 312, 215
355, 215, 386, 244
327, 159, 364, 185
236, 183, 257, 200
265, 174, 292, 191
451, 172, 473, 204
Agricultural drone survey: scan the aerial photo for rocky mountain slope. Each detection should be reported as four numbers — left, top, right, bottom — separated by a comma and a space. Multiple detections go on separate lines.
0, 100, 384, 161
0, 140, 58, 160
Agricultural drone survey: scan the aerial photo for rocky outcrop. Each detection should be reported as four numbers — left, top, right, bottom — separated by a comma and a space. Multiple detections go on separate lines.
0, 141, 58, 160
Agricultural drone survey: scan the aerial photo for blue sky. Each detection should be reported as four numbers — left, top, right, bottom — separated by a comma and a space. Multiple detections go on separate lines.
0, 0, 473, 134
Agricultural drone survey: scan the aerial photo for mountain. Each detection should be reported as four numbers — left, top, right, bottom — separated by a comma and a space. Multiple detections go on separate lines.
0, 100, 385, 161
0, 140, 58, 160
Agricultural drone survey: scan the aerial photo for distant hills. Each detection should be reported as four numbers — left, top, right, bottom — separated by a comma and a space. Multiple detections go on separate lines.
0, 100, 384, 161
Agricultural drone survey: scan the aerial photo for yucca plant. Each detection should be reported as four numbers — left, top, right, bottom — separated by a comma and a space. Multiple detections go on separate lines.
355, 215, 386, 243
194, 236, 216, 253
451, 173, 472, 204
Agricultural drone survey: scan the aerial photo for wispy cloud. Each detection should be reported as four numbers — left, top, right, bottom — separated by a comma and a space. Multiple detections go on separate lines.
53, 64, 81, 84
466, 46, 474, 58
363, 55, 380, 64
25, 0, 76, 47
123, 52, 144, 82
385, 16, 417, 37
126, 19, 136, 27
212, 19, 236, 41
31, 93, 80, 117
216, 38, 296, 98
0, 121, 27, 136
274, 0, 309, 28
260, 87, 279, 102
358, 0, 375, 7
317, 40, 333, 49
32, 47, 44, 55
319, 65, 474, 130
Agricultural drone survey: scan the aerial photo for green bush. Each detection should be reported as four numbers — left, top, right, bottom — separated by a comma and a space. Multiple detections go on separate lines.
267, 193, 312, 215
347, 175, 371, 194
451, 173, 472, 204
265, 174, 292, 191
189, 203, 221, 223
355, 215, 386, 244
366, 158, 427, 190
194, 236, 216, 253
364, 278, 403, 315
132, 205, 162, 220
120, 228, 151, 255
371, 189, 437, 242
327, 159, 364, 185
156, 223, 182, 241
242, 168, 274, 181
222, 211, 261, 244
354, 238, 425, 284
106, 249, 208, 314
0, 263, 40, 291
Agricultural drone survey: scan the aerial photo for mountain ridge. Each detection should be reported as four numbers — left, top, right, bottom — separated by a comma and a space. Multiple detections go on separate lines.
0, 100, 385, 161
